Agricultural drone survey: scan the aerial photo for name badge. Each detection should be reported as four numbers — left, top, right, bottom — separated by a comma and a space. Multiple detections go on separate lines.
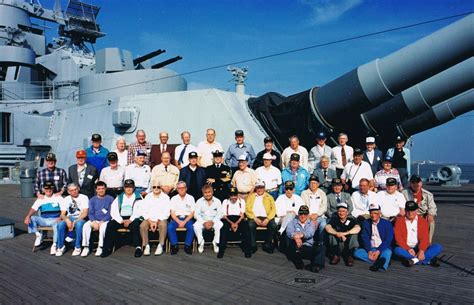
345, 220, 351, 226
102, 208, 108, 214
87, 175, 93, 179
52, 203, 59, 207
53, 176, 60, 181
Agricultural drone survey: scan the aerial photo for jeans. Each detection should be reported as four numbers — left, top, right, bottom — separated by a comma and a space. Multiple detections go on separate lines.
28, 216, 60, 244
57, 216, 85, 249
167, 217, 195, 246
394, 244, 443, 264
82, 220, 108, 248
314, 217, 327, 244
354, 247, 392, 270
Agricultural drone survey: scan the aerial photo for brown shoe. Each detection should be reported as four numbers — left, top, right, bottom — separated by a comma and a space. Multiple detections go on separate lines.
330, 255, 340, 265
345, 255, 354, 267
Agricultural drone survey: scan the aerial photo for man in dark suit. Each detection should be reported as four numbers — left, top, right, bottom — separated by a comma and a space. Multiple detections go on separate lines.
178, 152, 206, 200
326, 178, 353, 218
150, 132, 177, 169
363, 137, 383, 176
205, 150, 232, 201
313, 156, 338, 194
68, 149, 99, 198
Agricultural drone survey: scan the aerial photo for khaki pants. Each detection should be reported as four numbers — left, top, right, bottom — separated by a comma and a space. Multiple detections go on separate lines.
140, 220, 167, 246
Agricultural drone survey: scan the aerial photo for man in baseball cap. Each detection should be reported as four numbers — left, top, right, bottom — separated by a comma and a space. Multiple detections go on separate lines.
68, 149, 98, 198
34, 152, 67, 198
363, 136, 383, 176
281, 153, 310, 196
354, 202, 394, 271
252, 136, 281, 170
86, 133, 110, 174
308, 131, 336, 173
225, 129, 256, 172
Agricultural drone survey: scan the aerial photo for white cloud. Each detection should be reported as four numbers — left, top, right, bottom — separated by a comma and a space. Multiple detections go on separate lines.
302, 0, 363, 24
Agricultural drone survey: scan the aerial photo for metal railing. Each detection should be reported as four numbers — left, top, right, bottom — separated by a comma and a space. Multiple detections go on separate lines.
0, 81, 79, 101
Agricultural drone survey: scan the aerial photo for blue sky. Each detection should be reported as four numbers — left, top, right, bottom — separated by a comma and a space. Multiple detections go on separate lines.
46, 0, 473, 163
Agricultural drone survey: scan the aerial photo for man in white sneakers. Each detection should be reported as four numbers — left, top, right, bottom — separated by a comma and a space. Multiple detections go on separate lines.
194, 185, 223, 253
56, 183, 89, 256
81, 181, 114, 257
24, 181, 63, 255
140, 180, 171, 256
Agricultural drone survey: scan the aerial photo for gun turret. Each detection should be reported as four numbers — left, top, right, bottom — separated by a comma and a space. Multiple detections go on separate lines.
133, 49, 166, 66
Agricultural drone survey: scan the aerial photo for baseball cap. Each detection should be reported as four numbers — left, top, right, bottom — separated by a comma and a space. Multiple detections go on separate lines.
332, 178, 343, 185
235, 130, 244, 137
383, 156, 393, 163
409, 175, 422, 183
45, 152, 56, 161
123, 179, 135, 187
263, 136, 273, 143
107, 152, 118, 161
229, 187, 239, 195
290, 153, 300, 162
316, 131, 327, 140
368, 202, 381, 211
91, 133, 102, 141
188, 151, 198, 159
76, 150, 86, 158
284, 180, 295, 190
309, 175, 319, 183
43, 181, 54, 190
255, 180, 266, 188
405, 200, 418, 211
353, 148, 363, 155
386, 177, 397, 186
336, 202, 348, 210
298, 205, 310, 215
136, 150, 147, 157
366, 137, 375, 143
237, 154, 247, 161
263, 153, 274, 160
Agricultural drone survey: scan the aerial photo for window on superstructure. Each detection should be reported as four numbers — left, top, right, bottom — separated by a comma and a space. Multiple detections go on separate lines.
1, 112, 12, 143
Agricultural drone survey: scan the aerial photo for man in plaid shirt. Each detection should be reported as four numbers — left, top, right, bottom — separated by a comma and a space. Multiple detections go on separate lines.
34, 153, 68, 198
127, 129, 152, 165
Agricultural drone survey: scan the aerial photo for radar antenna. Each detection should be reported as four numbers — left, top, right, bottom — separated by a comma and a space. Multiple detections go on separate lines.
227, 66, 248, 94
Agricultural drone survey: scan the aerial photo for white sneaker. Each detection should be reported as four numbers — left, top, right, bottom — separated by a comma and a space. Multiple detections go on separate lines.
50, 243, 57, 255
198, 242, 204, 253
55, 246, 65, 257
81, 247, 89, 257
154, 244, 163, 256
72, 247, 81, 256
143, 244, 150, 256
65, 236, 74, 243
34, 232, 42, 247
95, 247, 103, 257
212, 241, 219, 253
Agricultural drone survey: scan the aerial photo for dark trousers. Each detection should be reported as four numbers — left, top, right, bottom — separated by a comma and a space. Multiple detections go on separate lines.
248, 218, 277, 249
103, 218, 142, 252
219, 216, 250, 253
397, 167, 408, 188
106, 188, 123, 198
336, 168, 344, 178
287, 240, 326, 267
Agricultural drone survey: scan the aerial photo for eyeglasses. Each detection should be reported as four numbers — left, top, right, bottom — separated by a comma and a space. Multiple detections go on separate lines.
285, 188, 294, 191
152, 186, 161, 189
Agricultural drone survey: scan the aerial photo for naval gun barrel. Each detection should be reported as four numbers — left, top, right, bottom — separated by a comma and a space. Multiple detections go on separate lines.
151, 56, 183, 69
133, 49, 166, 66
396, 90, 474, 139
248, 14, 474, 151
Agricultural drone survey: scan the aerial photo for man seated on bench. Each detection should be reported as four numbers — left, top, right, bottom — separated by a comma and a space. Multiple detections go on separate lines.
56, 183, 89, 256
81, 181, 114, 257
140, 179, 171, 256
24, 181, 63, 255
168, 181, 196, 255
286, 205, 325, 273
246, 180, 277, 254
194, 184, 224, 254
218, 187, 251, 258
393, 200, 442, 267
101, 179, 144, 258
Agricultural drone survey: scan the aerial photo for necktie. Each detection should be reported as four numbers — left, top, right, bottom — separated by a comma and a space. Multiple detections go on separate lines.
323, 170, 327, 179
165, 165, 168, 172
161, 145, 165, 153
336, 194, 341, 203
178, 145, 187, 164
341, 146, 347, 166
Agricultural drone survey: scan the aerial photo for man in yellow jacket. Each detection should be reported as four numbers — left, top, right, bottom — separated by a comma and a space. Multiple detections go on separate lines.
246, 180, 277, 254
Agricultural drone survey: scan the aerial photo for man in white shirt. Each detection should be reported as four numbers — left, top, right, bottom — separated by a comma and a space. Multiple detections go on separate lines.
218, 187, 250, 258
275, 181, 305, 238
101, 179, 144, 258
281, 135, 309, 170
197, 128, 223, 168
168, 181, 195, 255
174, 131, 197, 169
308, 131, 337, 172
377, 178, 406, 220
332, 133, 353, 177
341, 148, 373, 192
100, 152, 125, 198
255, 152, 282, 200
125, 150, 151, 196
351, 178, 377, 221
194, 185, 224, 253
113, 137, 128, 167
300, 175, 328, 243
55, 183, 89, 257
139, 180, 171, 256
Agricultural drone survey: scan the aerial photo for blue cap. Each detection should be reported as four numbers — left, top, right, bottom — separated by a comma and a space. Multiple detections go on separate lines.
316, 131, 327, 139
136, 150, 147, 157
383, 156, 393, 162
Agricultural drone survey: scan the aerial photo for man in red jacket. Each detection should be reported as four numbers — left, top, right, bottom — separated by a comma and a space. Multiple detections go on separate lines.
394, 201, 442, 267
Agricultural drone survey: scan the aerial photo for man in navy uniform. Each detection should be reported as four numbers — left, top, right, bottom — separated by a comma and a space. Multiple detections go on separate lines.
205, 150, 232, 201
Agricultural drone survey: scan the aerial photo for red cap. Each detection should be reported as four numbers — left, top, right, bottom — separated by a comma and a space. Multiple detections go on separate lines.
76, 150, 87, 158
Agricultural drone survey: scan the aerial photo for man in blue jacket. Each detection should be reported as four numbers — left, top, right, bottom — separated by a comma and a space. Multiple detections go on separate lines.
86, 133, 110, 174
280, 153, 309, 196
354, 202, 394, 271
179, 152, 206, 200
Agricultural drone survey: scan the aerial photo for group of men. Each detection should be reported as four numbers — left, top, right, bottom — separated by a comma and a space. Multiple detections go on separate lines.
24, 128, 442, 273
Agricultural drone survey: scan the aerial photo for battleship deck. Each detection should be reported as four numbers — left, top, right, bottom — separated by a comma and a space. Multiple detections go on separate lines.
0, 184, 473, 304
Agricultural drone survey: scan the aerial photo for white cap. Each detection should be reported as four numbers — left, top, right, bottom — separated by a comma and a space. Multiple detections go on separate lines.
263, 153, 274, 160
368, 202, 381, 211
255, 179, 266, 187
336, 202, 348, 209
237, 154, 248, 161
366, 137, 375, 143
